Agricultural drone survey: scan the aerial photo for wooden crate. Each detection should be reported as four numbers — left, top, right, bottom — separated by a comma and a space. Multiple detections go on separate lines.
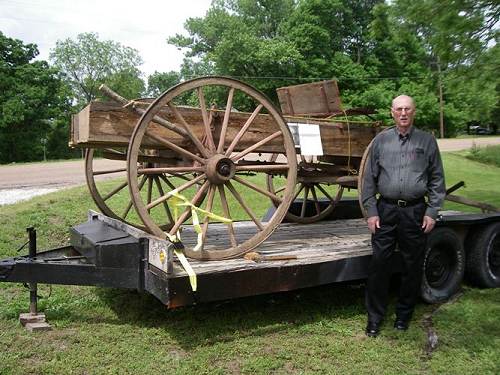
276, 80, 343, 117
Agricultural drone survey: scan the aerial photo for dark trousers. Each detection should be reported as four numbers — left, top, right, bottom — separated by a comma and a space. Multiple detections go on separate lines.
366, 199, 427, 323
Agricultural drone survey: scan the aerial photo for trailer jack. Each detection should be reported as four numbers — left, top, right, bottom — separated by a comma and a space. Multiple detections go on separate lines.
18, 227, 52, 332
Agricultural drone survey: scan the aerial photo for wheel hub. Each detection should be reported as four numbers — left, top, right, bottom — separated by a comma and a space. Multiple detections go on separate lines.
426, 248, 452, 287
205, 154, 236, 184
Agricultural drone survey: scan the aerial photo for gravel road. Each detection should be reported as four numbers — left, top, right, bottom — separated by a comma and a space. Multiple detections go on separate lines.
1, 136, 499, 205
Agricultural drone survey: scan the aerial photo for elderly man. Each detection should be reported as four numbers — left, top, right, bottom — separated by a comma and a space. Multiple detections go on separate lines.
361, 95, 446, 337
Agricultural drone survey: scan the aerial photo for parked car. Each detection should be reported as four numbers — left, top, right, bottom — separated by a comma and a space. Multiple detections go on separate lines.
470, 126, 493, 135
476, 127, 493, 135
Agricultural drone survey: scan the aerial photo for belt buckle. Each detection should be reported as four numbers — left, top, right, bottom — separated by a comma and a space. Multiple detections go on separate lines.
397, 199, 407, 207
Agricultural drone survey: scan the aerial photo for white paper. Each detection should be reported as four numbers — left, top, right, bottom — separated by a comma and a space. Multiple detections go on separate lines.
297, 123, 323, 156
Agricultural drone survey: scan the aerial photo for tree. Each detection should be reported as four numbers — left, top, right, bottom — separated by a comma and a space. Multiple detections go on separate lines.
0, 32, 72, 163
50, 32, 144, 107
168, 0, 498, 135
147, 71, 182, 97
393, 0, 500, 135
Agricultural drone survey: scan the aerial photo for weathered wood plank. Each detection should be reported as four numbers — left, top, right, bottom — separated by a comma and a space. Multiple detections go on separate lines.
70, 101, 379, 157
276, 80, 343, 116
171, 219, 372, 276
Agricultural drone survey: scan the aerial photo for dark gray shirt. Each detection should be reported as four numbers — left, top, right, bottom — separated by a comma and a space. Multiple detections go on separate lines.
362, 126, 446, 219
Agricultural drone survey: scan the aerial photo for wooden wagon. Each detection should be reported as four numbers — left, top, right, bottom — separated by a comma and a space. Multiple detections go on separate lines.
71, 77, 381, 260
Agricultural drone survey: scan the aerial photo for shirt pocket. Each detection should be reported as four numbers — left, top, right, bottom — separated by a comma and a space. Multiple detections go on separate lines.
411, 148, 427, 172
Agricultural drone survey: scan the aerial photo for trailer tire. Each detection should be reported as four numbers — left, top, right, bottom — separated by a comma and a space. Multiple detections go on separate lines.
466, 223, 500, 288
421, 228, 465, 303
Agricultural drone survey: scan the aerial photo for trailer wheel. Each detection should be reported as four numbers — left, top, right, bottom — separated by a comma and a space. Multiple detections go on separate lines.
466, 223, 500, 288
421, 228, 465, 303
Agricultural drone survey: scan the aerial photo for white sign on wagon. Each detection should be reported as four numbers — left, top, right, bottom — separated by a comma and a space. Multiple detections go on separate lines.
294, 123, 323, 156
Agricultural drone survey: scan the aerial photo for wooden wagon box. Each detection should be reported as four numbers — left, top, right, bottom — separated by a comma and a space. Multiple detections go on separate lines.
70, 101, 378, 158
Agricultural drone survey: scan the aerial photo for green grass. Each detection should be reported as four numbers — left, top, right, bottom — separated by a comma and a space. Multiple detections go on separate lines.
1, 152, 500, 374
464, 144, 500, 168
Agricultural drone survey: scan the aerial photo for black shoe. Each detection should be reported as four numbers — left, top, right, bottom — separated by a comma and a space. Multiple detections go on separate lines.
394, 319, 409, 331
365, 321, 380, 337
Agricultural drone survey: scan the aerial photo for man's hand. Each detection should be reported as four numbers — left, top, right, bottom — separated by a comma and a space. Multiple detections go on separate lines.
422, 215, 436, 233
367, 216, 380, 234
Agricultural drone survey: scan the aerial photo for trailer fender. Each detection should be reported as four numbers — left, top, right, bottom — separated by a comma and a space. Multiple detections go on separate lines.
421, 228, 465, 303
466, 222, 500, 288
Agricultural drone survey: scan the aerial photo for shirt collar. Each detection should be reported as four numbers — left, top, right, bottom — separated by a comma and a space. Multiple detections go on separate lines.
394, 125, 415, 139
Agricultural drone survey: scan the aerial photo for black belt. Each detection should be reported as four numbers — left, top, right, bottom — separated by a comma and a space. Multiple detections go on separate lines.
380, 197, 425, 207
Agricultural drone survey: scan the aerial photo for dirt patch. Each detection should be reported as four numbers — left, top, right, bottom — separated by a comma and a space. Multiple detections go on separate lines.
421, 291, 463, 359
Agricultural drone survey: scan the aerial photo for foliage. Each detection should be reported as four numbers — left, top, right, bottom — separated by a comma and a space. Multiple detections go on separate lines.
50, 32, 145, 107
146, 70, 182, 97
0, 32, 72, 163
465, 144, 500, 167
168, 0, 498, 134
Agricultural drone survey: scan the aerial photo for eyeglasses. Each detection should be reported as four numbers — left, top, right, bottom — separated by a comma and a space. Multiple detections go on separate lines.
392, 107, 414, 114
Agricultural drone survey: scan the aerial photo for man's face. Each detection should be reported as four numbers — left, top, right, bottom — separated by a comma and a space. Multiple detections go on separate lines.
391, 96, 416, 131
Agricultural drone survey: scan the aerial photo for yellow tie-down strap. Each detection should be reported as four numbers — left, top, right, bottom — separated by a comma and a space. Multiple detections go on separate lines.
164, 189, 232, 292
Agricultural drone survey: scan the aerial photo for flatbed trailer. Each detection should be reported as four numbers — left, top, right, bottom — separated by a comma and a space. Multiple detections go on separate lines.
1, 199, 499, 313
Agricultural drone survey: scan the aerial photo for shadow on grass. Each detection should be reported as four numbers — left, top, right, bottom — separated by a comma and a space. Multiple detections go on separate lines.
91, 281, 367, 349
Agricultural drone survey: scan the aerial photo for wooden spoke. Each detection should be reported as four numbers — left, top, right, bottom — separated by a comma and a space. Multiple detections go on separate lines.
201, 185, 216, 245
217, 87, 235, 153
316, 184, 334, 202
102, 180, 128, 201
153, 176, 174, 224
138, 166, 204, 175
162, 171, 203, 185
197, 87, 216, 152
300, 185, 310, 218
123, 175, 148, 218
159, 174, 176, 190
93, 167, 127, 176
233, 175, 282, 203
231, 131, 282, 162
226, 181, 264, 231
275, 185, 286, 194
145, 131, 206, 165
146, 177, 153, 214
146, 173, 206, 210
168, 180, 210, 237
292, 183, 305, 203
122, 200, 134, 219
225, 104, 263, 156
218, 185, 237, 248
168, 103, 211, 158
235, 164, 289, 172
310, 185, 321, 215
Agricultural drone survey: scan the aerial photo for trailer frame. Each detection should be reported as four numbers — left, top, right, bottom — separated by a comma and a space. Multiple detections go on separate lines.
1, 200, 499, 311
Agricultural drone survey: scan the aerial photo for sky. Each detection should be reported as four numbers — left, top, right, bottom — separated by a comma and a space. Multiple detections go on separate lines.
0, 0, 213, 77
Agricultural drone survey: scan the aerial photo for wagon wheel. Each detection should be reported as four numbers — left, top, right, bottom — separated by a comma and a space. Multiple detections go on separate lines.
127, 77, 297, 260
85, 147, 181, 231
266, 154, 344, 223
357, 140, 374, 219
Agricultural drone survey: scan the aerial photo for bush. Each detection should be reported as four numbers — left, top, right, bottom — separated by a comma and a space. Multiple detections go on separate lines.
465, 144, 500, 167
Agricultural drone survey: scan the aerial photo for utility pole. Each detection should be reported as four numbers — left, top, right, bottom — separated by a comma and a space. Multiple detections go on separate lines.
41, 138, 47, 161
436, 61, 445, 138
